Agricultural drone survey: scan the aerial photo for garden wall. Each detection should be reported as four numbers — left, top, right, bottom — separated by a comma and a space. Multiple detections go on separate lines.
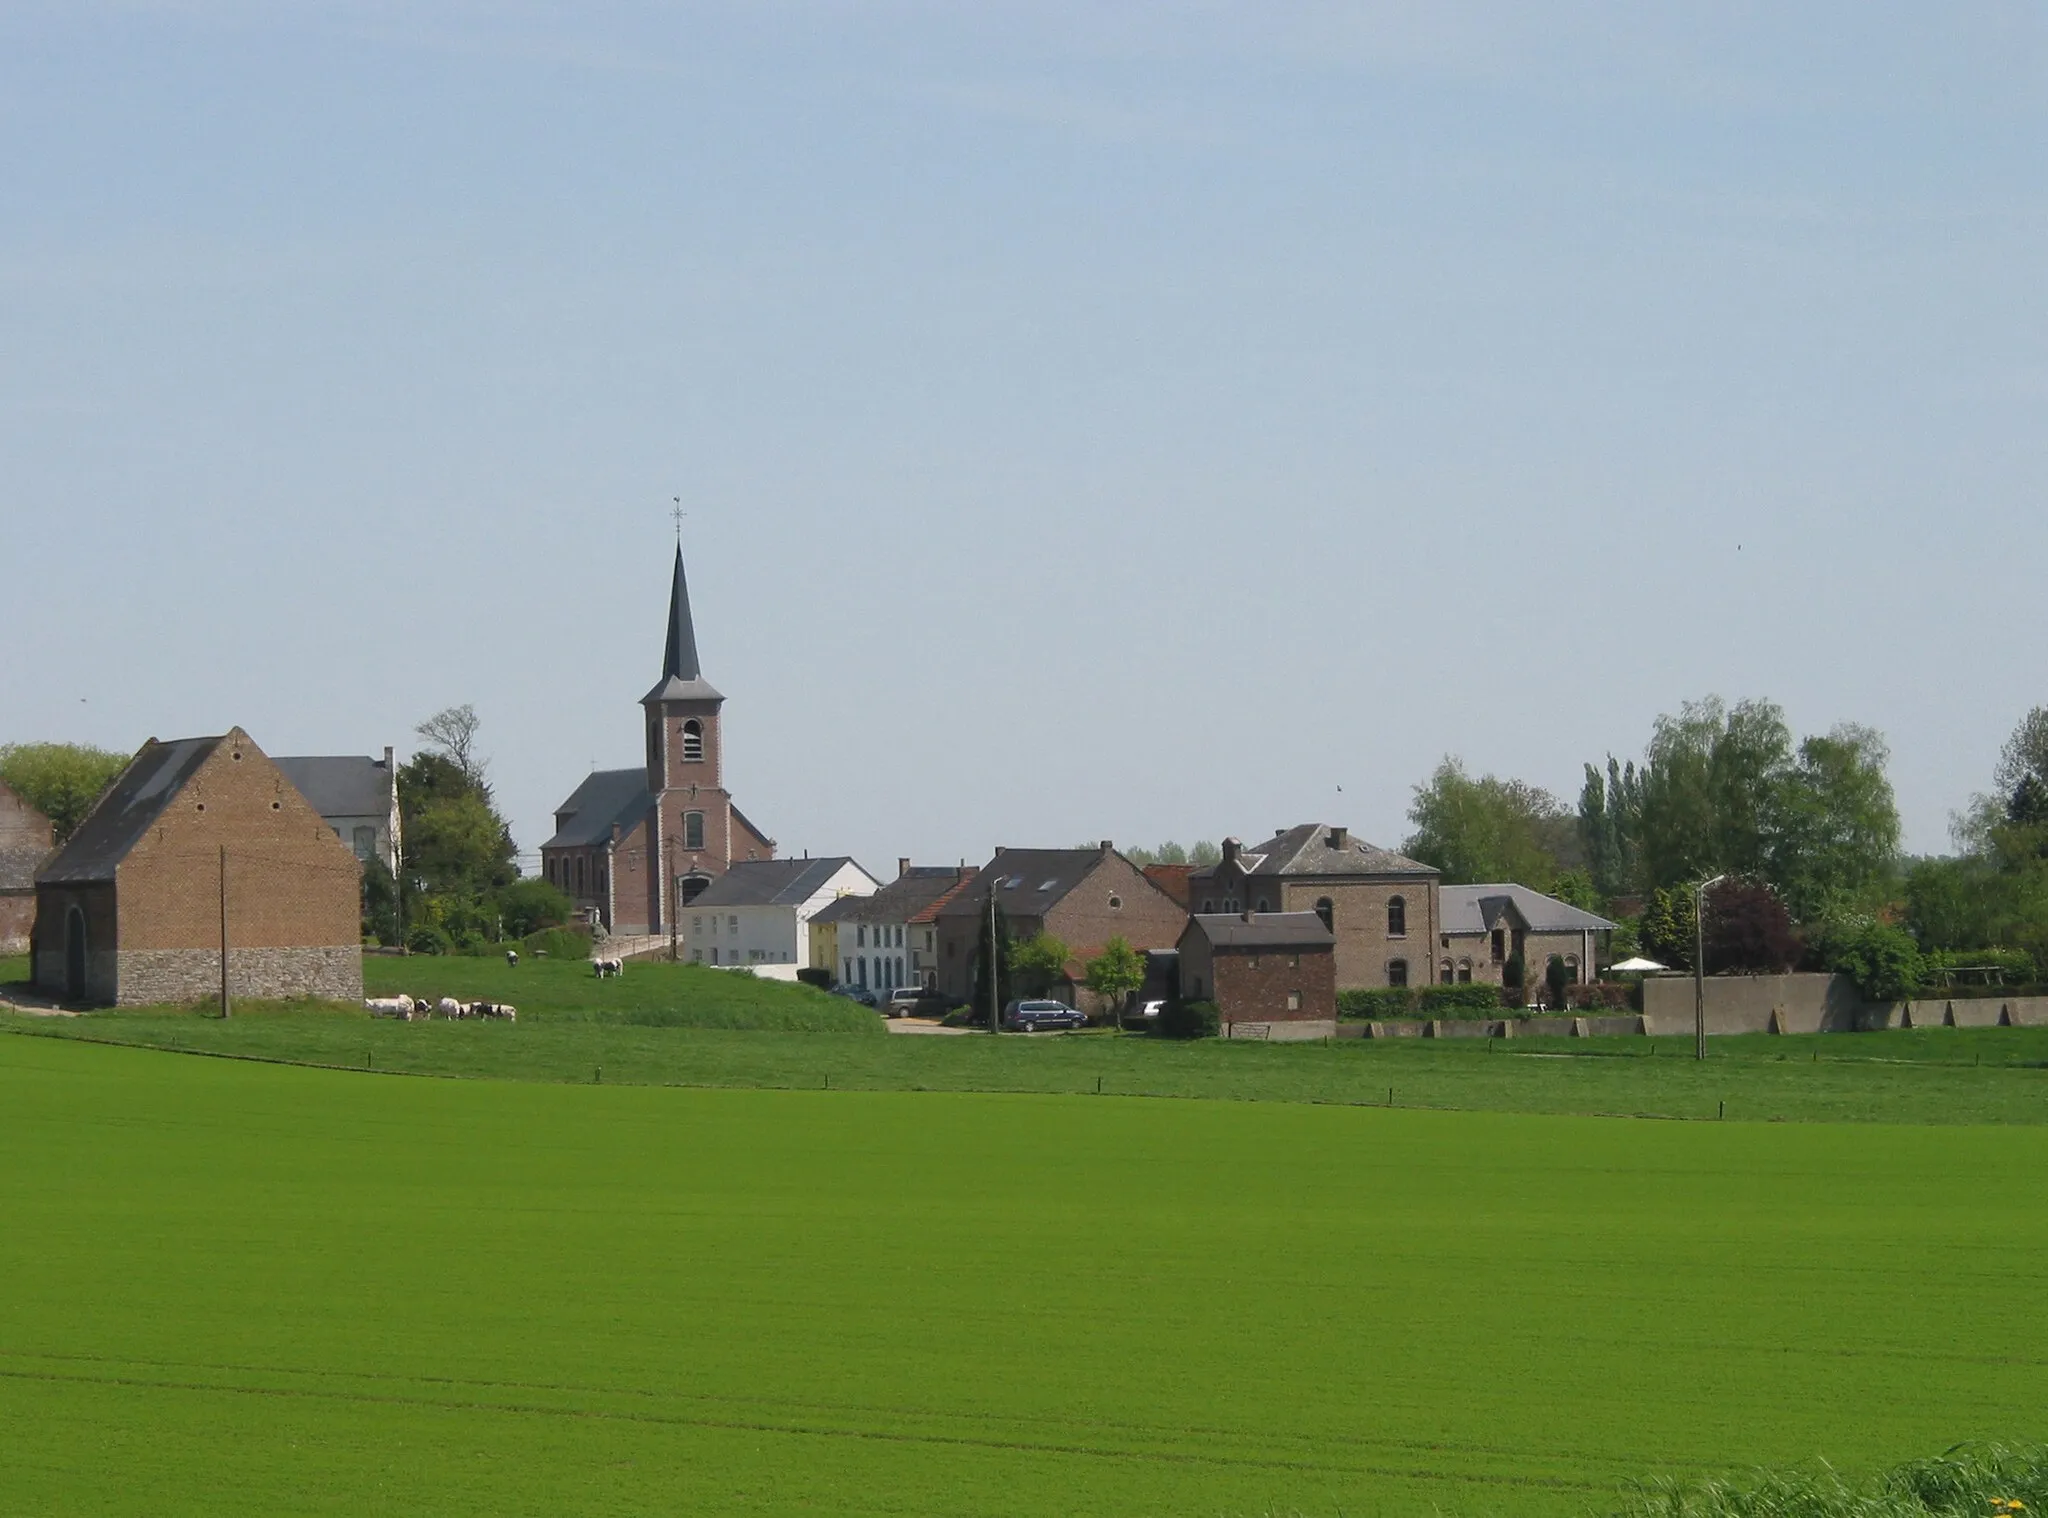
1640, 973, 1863, 1036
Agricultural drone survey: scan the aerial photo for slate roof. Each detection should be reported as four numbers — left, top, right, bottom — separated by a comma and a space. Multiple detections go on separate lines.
271, 755, 393, 820
689, 857, 868, 909
932, 846, 1123, 922
36, 736, 222, 884
642, 543, 724, 705
1183, 911, 1336, 950
0, 848, 47, 893
810, 867, 969, 925
1440, 883, 1615, 935
1190, 823, 1436, 881
544, 768, 653, 850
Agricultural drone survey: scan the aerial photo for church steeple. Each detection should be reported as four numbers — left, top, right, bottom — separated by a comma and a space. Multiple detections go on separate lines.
642, 542, 723, 705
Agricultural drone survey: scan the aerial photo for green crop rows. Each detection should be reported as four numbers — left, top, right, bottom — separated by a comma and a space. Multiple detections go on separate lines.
4, 1032, 2045, 1516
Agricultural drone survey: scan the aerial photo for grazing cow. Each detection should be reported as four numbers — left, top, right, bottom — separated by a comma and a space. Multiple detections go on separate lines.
436, 997, 469, 1019
505, 950, 519, 967
593, 957, 623, 979
474, 1002, 518, 1021
365, 996, 413, 1018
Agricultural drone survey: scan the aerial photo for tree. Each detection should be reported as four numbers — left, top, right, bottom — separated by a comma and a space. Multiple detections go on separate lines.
0, 742, 130, 843
1577, 757, 1642, 901
1009, 933, 1071, 999
1700, 878, 1800, 974
497, 878, 574, 939
1405, 757, 1575, 888
1188, 841, 1222, 867
1635, 697, 1793, 893
1829, 922, 1923, 1003
1084, 936, 1146, 1024
1767, 725, 1901, 924
414, 704, 487, 790
1640, 887, 1697, 971
1123, 843, 1189, 867
1993, 707, 2048, 803
397, 740, 518, 950
1543, 954, 1570, 1011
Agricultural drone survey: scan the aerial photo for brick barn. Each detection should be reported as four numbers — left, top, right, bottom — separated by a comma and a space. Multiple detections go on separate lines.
0, 778, 54, 954
30, 728, 363, 1006
1176, 910, 1337, 1025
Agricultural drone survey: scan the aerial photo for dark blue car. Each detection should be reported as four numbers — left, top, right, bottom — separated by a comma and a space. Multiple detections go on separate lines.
1002, 999, 1085, 1032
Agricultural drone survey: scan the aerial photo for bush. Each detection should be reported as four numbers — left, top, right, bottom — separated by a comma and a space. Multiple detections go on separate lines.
1418, 982, 1503, 1015
1922, 946, 2037, 985
1503, 952, 1526, 990
521, 926, 593, 961
795, 966, 833, 989
1338, 987, 1415, 1021
1829, 921, 1923, 1002
495, 878, 575, 938
1156, 999, 1220, 1039
406, 924, 453, 956
1337, 983, 1504, 1021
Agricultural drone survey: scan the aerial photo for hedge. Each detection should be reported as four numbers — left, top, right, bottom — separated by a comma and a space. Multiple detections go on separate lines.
1336, 983, 1505, 1020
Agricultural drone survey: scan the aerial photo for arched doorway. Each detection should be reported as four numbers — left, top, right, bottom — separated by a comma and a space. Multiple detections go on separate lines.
64, 907, 87, 1001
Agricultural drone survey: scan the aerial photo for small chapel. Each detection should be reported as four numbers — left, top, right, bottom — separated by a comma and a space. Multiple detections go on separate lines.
540, 544, 775, 936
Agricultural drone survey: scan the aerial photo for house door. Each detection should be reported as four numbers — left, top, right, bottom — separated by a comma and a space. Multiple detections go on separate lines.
65, 907, 87, 1001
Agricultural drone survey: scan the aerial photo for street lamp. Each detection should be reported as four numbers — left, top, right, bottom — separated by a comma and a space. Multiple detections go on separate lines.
1693, 873, 1728, 1061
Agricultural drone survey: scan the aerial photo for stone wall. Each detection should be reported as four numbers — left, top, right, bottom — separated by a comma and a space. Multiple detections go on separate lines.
1860, 996, 2048, 1030
1641, 972, 1863, 1036
114, 946, 361, 1006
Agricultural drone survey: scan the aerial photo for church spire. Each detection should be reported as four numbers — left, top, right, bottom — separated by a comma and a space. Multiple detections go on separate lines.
661, 543, 702, 682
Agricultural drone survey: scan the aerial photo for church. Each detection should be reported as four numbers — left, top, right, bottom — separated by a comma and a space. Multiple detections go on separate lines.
540, 545, 775, 936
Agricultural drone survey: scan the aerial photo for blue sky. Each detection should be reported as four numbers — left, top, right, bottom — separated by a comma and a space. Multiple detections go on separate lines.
4, 2, 2043, 873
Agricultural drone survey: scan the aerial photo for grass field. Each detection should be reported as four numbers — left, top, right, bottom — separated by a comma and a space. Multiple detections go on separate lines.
3, 1032, 2044, 1516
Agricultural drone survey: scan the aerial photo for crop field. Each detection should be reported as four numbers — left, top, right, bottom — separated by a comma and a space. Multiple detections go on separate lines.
3, 1033, 2045, 1517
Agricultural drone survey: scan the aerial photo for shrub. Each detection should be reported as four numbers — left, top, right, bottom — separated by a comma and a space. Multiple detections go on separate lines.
1503, 952, 1526, 990
1921, 947, 2037, 986
1416, 983, 1502, 1015
1544, 954, 1570, 1010
495, 878, 575, 938
406, 924, 453, 956
795, 966, 833, 990
1156, 999, 1220, 1039
521, 926, 592, 961
1829, 921, 1923, 1002
1337, 987, 1415, 1021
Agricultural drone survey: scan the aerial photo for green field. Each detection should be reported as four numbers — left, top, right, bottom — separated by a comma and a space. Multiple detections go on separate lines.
3, 1033, 2046, 1516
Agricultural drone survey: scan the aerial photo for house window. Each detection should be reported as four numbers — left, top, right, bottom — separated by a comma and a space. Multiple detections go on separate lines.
1388, 958, 1409, 987
844, 958, 853, 981
1314, 897, 1333, 933
728, 916, 738, 931
349, 825, 375, 859
1491, 928, 1506, 962
1440, 959, 1454, 984
1565, 955, 1580, 981
683, 811, 705, 851
1458, 959, 1473, 983
1286, 991, 1301, 1011
1387, 896, 1406, 937
711, 948, 719, 965
682, 720, 704, 762
693, 916, 703, 932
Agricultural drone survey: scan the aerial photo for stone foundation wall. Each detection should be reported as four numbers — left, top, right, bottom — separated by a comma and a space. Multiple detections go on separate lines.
115, 946, 362, 1006
0, 892, 32, 955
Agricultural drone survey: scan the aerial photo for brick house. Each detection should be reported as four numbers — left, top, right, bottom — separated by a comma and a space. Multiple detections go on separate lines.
1438, 883, 1614, 987
1177, 911, 1337, 1023
541, 543, 775, 936
1187, 824, 1440, 992
0, 778, 54, 954
30, 728, 362, 1006
931, 843, 1189, 1004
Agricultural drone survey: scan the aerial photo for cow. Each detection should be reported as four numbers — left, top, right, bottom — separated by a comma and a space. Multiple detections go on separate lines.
593, 957, 624, 979
505, 950, 519, 968
436, 997, 470, 1019
365, 996, 414, 1018
473, 1002, 518, 1021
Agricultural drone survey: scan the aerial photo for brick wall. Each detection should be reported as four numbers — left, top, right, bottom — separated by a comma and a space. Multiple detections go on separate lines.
1440, 928, 1598, 986
1208, 946, 1336, 1022
1277, 878, 1438, 990
1043, 853, 1188, 961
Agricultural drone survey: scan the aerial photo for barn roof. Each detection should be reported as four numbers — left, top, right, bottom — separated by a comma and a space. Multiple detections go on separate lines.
1182, 911, 1335, 951
36, 735, 223, 884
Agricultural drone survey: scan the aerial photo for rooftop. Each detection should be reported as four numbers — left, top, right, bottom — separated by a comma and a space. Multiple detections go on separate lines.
1191, 823, 1436, 880
271, 754, 394, 821
36, 735, 223, 884
1440, 883, 1616, 935
689, 857, 870, 909
1183, 911, 1336, 950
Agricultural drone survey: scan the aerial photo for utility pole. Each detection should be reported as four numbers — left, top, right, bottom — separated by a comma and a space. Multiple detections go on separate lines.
218, 845, 231, 1019
987, 889, 1001, 1035
669, 832, 680, 964
1692, 874, 1726, 1061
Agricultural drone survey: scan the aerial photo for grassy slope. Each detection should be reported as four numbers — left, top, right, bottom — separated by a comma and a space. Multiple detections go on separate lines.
3, 1034, 2044, 1517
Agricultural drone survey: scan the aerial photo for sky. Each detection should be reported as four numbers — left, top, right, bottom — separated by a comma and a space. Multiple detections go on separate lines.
3, 1, 2044, 875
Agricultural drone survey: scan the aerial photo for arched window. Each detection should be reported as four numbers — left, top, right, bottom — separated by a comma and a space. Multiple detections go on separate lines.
1314, 897, 1333, 933
1457, 959, 1473, 984
681, 720, 704, 762
683, 810, 705, 851
1440, 959, 1454, 984
1254, 897, 1270, 913
1387, 896, 1406, 937
1388, 958, 1409, 988
680, 873, 711, 905
575, 857, 587, 893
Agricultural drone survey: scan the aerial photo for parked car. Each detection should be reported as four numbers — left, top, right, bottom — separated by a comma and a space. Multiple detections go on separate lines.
1002, 998, 1086, 1032
833, 985, 880, 1007
1121, 997, 1166, 1031
882, 987, 927, 1018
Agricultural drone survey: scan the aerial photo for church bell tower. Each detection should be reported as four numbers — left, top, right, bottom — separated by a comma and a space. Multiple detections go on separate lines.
642, 543, 732, 918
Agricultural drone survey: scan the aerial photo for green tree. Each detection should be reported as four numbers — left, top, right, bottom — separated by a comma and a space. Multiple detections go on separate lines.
1635, 697, 1793, 893
1188, 841, 1222, 867
1009, 933, 1071, 999
1829, 921, 1923, 1002
1404, 758, 1575, 887
397, 727, 518, 949
1083, 936, 1146, 1024
1767, 725, 1902, 924
1576, 756, 1642, 900
0, 742, 130, 843
1640, 887, 1697, 971
495, 878, 574, 939
1543, 954, 1570, 1011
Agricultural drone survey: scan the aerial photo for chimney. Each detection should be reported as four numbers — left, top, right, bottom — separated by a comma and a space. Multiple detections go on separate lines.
1099, 839, 1113, 855
1221, 837, 1241, 867
898, 857, 910, 879
382, 745, 393, 769
1327, 826, 1349, 849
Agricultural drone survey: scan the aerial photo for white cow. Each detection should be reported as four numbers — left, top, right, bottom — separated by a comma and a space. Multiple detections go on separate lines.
505, 950, 519, 967
593, 957, 624, 979
436, 997, 469, 1019
474, 1001, 518, 1021
365, 996, 414, 1018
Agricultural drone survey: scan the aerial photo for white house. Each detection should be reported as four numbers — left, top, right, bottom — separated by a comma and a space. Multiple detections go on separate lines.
273, 749, 403, 875
809, 862, 972, 992
683, 857, 878, 975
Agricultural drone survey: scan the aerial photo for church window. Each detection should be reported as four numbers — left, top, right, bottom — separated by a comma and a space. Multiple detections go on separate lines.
683, 811, 705, 850
575, 858, 586, 893
1254, 897, 1270, 913
681, 720, 704, 762
857, 925, 865, 948
597, 867, 606, 893
1388, 958, 1409, 987
1388, 896, 1407, 937
1201, 898, 1214, 913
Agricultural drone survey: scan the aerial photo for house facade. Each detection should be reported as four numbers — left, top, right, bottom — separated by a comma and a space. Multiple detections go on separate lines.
683, 857, 878, 973
272, 748, 402, 875
1177, 911, 1337, 1023
809, 862, 973, 992
1188, 824, 1440, 991
541, 543, 775, 935
1438, 883, 1614, 987
931, 842, 1189, 1004
30, 728, 362, 1006
0, 778, 54, 954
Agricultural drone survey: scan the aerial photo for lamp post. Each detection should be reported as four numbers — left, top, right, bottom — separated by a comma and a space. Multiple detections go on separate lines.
1693, 873, 1728, 1061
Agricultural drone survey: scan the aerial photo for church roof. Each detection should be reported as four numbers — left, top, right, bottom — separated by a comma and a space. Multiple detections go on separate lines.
544, 768, 652, 850
37, 735, 225, 884
642, 542, 724, 704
